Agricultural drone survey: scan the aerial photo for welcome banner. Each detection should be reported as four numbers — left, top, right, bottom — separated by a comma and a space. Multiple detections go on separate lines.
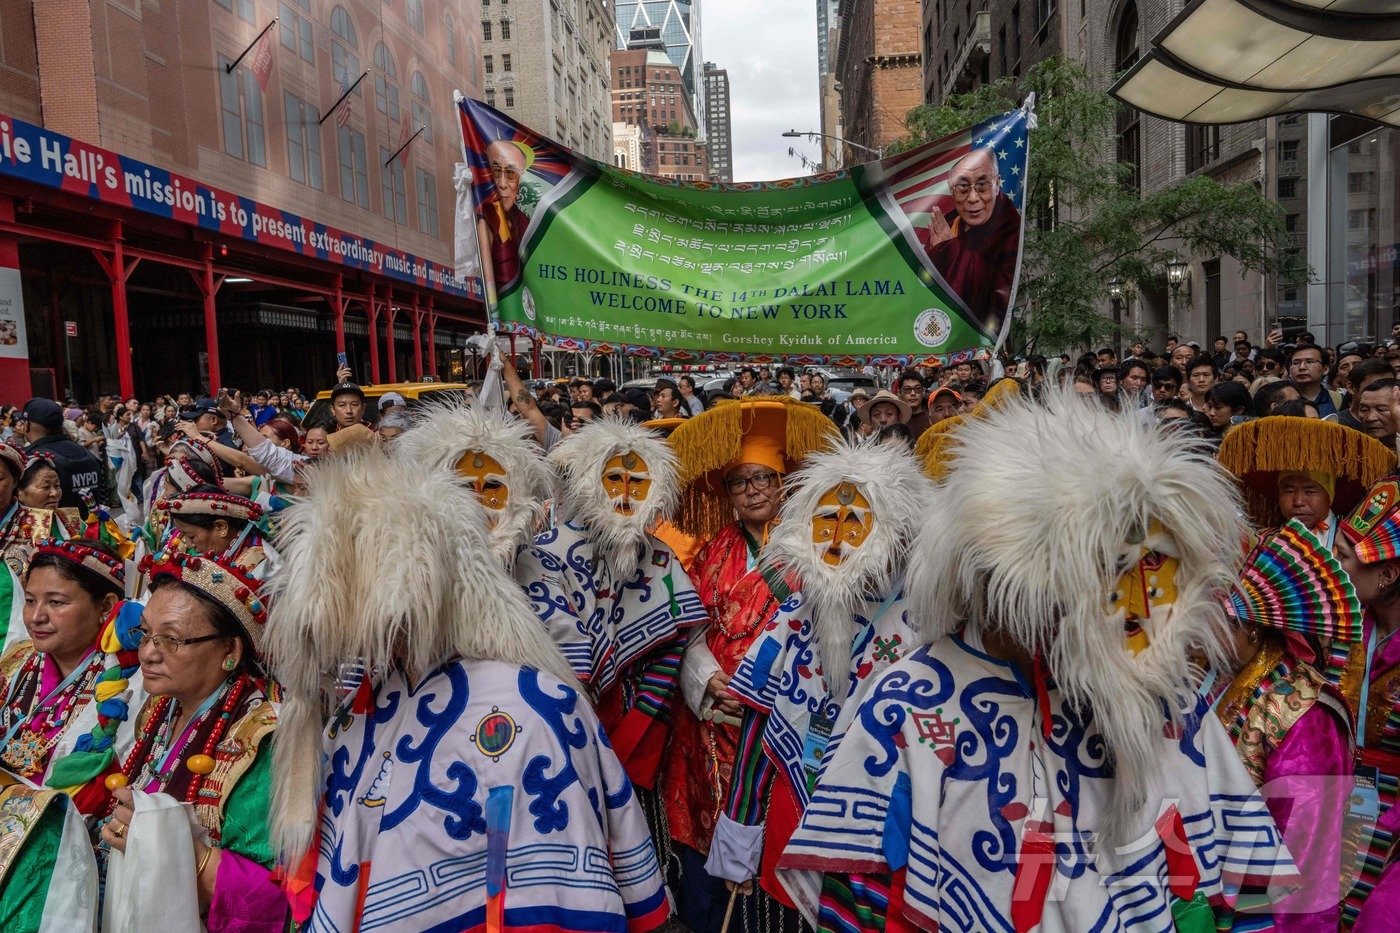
457, 97, 1030, 364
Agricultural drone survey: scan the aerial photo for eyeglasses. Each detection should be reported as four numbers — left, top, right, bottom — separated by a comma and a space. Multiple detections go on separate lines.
135, 627, 229, 654
899, 385, 924, 395
490, 165, 522, 182
724, 470, 780, 495
950, 179, 995, 197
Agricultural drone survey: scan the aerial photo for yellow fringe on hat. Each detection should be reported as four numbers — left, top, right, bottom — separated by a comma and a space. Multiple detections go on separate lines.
670, 397, 838, 541
915, 414, 964, 481
915, 378, 1023, 481
980, 376, 1023, 413
1218, 415, 1397, 528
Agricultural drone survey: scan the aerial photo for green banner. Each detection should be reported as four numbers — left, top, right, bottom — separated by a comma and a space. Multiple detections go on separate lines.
459, 99, 1030, 365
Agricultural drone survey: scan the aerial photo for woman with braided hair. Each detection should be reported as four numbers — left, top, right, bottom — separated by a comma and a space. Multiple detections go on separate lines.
51, 549, 286, 931
0, 539, 128, 929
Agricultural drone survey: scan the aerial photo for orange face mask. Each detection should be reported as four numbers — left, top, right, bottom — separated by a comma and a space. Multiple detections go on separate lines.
1107, 518, 1181, 655
455, 450, 509, 514
811, 482, 874, 566
602, 452, 651, 516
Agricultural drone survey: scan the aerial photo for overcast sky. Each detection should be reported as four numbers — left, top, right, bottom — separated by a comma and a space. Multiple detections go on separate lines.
702, 0, 821, 182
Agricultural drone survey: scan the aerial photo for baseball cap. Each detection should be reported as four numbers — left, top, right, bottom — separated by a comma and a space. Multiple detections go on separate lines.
21, 398, 64, 432
928, 386, 963, 407
186, 398, 227, 420
378, 392, 407, 410
621, 388, 652, 409
330, 382, 366, 401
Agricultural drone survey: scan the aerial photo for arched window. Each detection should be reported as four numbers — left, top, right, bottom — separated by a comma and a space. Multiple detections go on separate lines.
374, 42, 400, 120
1115, 2, 1141, 192
330, 7, 360, 92
411, 72, 433, 142
445, 13, 458, 66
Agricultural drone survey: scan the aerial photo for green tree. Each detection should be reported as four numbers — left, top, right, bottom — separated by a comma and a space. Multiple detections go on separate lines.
891, 57, 1305, 353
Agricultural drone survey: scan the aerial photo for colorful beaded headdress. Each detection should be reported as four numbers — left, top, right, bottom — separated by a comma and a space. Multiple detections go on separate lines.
1340, 477, 1400, 565
0, 440, 23, 482
142, 550, 268, 655
158, 490, 263, 525
165, 455, 212, 492
32, 537, 126, 594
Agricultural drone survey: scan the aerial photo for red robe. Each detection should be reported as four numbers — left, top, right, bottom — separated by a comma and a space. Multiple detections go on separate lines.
921, 192, 1021, 335
662, 522, 782, 855
477, 200, 529, 289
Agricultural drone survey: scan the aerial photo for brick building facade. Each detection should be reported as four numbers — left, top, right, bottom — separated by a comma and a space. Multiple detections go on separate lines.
835, 0, 923, 158
0, 0, 490, 399
922, 0, 1065, 103
610, 46, 707, 182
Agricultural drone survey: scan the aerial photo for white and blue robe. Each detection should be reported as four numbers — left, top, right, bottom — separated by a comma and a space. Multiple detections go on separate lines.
308, 659, 671, 933
516, 522, 705, 694
728, 583, 914, 813
777, 631, 1300, 932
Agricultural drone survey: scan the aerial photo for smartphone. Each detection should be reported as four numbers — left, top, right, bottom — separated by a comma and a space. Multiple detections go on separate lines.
336, 351, 349, 370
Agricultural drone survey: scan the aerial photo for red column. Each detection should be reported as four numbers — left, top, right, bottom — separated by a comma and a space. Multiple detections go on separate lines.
426, 297, 438, 378
411, 294, 423, 381
366, 283, 381, 384
198, 243, 222, 393
91, 222, 139, 399
332, 274, 346, 354
384, 300, 398, 384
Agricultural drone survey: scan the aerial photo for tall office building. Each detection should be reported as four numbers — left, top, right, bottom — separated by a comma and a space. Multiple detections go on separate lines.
611, 47, 708, 182
703, 62, 733, 182
614, 0, 703, 132
817, 0, 839, 75
482, 0, 614, 162
817, 0, 842, 170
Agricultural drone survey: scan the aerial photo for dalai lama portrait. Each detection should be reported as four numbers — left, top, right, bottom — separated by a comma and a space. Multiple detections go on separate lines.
476, 138, 533, 299
919, 147, 1021, 333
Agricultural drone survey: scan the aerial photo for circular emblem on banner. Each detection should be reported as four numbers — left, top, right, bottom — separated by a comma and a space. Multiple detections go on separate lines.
522, 287, 537, 321
913, 309, 953, 349
473, 707, 519, 760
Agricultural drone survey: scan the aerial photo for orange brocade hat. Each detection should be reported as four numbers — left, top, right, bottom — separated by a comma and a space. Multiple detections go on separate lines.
668, 397, 838, 540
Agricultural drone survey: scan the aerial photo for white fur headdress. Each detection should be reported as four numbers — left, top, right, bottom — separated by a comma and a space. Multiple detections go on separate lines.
907, 387, 1246, 844
763, 439, 934, 688
548, 417, 679, 584
264, 445, 576, 861
396, 401, 555, 567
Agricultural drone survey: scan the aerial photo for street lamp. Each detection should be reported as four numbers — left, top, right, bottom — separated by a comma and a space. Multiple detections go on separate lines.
781, 130, 884, 161
1108, 276, 1125, 332
1166, 258, 1191, 296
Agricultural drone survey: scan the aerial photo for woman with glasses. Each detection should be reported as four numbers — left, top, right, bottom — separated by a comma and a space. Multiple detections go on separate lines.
53, 549, 286, 931
660, 399, 839, 933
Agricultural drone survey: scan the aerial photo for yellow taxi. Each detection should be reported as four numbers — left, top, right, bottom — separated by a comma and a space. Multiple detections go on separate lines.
306, 381, 474, 428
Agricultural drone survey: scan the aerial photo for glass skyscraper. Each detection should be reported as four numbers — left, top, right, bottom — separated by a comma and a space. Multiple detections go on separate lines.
615, 0, 703, 131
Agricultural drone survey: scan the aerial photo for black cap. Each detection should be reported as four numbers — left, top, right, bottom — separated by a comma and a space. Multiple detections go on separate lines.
20, 398, 63, 432
330, 382, 366, 401
178, 398, 226, 423
621, 387, 652, 409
